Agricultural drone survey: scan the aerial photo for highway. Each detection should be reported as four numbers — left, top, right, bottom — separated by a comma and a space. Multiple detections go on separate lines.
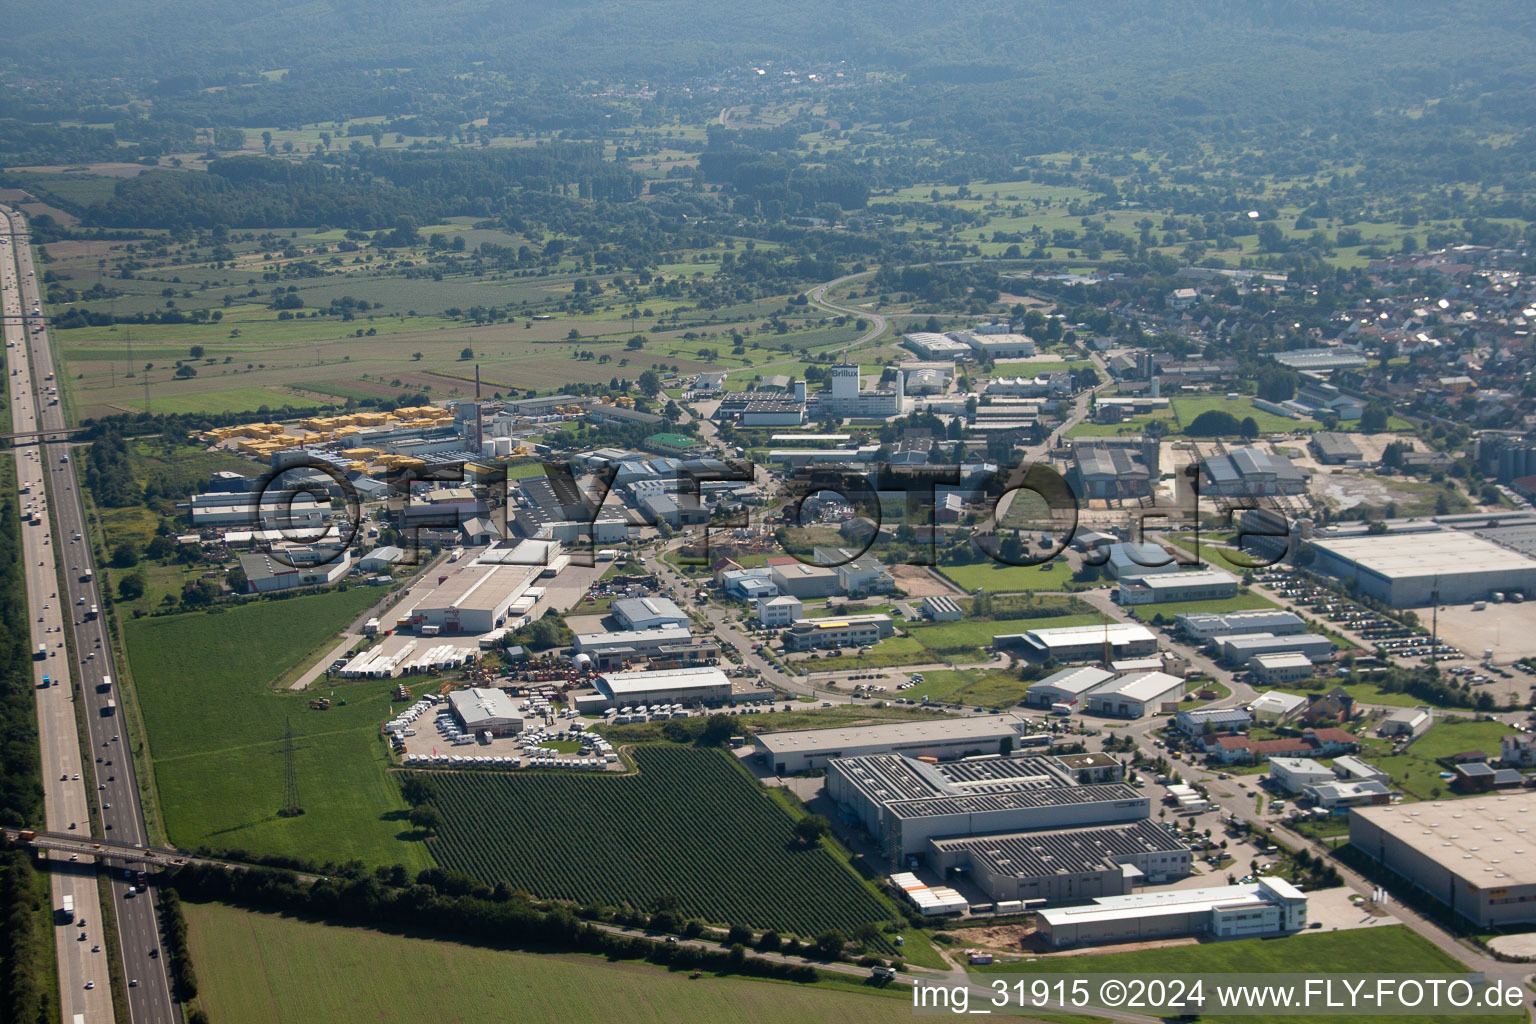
2, 206, 179, 1023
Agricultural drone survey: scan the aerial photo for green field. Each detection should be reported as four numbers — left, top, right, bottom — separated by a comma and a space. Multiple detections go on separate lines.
971, 926, 1487, 1024
1169, 395, 1322, 434
1364, 717, 1516, 801
183, 901, 907, 1024
906, 614, 1103, 657
425, 745, 895, 938
122, 589, 431, 867
938, 559, 1079, 594
902, 669, 1035, 707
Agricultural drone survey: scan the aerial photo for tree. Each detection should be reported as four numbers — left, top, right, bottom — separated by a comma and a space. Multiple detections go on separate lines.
793, 814, 831, 845
1185, 409, 1241, 437
400, 775, 437, 806
1359, 404, 1389, 432
637, 369, 662, 397
412, 352, 423, 361
226, 568, 247, 593
813, 930, 846, 960
408, 804, 442, 832
1239, 416, 1260, 440
460, 347, 474, 361
111, 541, 140, 568
1258, 222, 1285, 252
117, 571, 146, 601
175, 364, 197, 378
188, 345, 205, 359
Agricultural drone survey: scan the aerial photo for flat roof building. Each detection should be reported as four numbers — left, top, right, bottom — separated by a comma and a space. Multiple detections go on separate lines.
1312, 432, 1363, 464
1350, 797, 1536, 927
1118, 568, 1239, 605
448, 687, 523, 736
1177, 609, 1306, 642
1310, 529, 1536, 607
1219, 632, 1333, 664
1249, 650, 1317, 683
407, 563, 542, 635
1006, 623, 1158, 663
594, 666, 732, 707
575, 626, 692, 657
1268, 756, 1335, 794
611, 596, 690, 631
1036, 877, 1307, 947
1084, 671, 1187, 718
755, 714, 1035, 774
828, 752, 1148, 861
767, 558, 841, 598
783, 614, 894, 651
928, 819, 1191, 904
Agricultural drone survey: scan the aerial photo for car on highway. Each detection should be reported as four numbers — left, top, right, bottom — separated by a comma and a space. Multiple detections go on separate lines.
84, 981, 93, 990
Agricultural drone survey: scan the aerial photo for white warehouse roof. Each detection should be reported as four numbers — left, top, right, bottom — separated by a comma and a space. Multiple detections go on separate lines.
1311, 530, 1535, 581
598, 665, 731, 697
756, 714, 1027, 757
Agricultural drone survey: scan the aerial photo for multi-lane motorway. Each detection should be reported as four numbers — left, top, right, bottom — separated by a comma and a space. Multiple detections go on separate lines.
3, 206, 178, 1023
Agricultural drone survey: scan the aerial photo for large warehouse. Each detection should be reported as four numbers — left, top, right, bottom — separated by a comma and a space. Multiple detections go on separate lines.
612, 596, 690, 630
448, 687, 524, 737
406, 563, 542, 634
928, 819, 1191, 903
827, 752, 1148, 860
1349, 797, 1536, 927
1177, 609, 1306, 642
1023, 666, 1114, 709
1036, 877, 1308, 947
755, 714, 1037, 774
1218, 632, 1333, 664
594, 665, 732, 707
1117, 568, 1239, 605
1083, 671, 1187, 718
1005, 623, 1158, 662
1310, 529, 1536, 606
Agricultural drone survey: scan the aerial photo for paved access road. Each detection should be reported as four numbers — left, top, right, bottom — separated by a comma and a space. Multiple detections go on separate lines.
3, 206, 179, 1023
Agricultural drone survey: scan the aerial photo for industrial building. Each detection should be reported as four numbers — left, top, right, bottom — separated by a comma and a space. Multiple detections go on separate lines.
237, 549, 352, 594
1309, 529, 1536, 606
755, 595, 803, 627
903, 332, 974, 361
1006, 622, 1158, 662
192, 496, 329, 529
1177, 609, 1306, 642
1331, 755, 1391, 784
1069, 439, 1160, 501
1248, 651, 1317, 683
1174, 707, 1252, 737
448, 687, 524, 737
406, 562, 542, 635
922, 595, 963, 621
1035, 877, 1308, 948
1200, 447, 1307, 497
1306, 780, 1392, 809
754, 714, 1037, 774
767, 558, 842, 598
1311, 432, 1363, 464
1248, 689, 1308, 723
1105, 542, 1181, 580
1350, 797, 1536, 927
574, 625, 694, 662
952, 330, 1037, 359
593, 666, 733, 707
1218, 632, 1333, 664
810, 363, 904, 420
1268, 757, 1335, 794
1083, 671, 1187, 718
1118, 568, 1239, 605
1379, 706, 1434, 737
1024, 666, 1115, 709
783, 613, 895, 651
928, 819, 1191, 904
827, 752, 1147, 860
611, 596, 690, 631
358, 545, 404, 573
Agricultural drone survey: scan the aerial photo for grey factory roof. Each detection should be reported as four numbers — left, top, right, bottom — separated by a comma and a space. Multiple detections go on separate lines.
1178, 609, 1305, 634
448, 687, 522, 730
1313, 529, 1536, 580
1313, 432, 1363, 459
1353, 796, 1536, 887
930, 818, 1189, 877
832, 752, 1141, 820
755, 715, 1025, 756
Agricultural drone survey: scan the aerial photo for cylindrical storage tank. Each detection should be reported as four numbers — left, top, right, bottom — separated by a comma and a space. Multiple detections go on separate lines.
573, 653, 592, 674
481, 439, 497, 457
495, 436, 513, 456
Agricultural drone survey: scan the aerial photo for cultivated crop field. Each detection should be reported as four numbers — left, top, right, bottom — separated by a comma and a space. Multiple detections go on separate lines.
425, 745, 894, 938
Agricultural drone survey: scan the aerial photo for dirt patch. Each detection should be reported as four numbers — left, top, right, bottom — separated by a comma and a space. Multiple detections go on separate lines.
956, 923, 1033, 951
891, 563, 959, 597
